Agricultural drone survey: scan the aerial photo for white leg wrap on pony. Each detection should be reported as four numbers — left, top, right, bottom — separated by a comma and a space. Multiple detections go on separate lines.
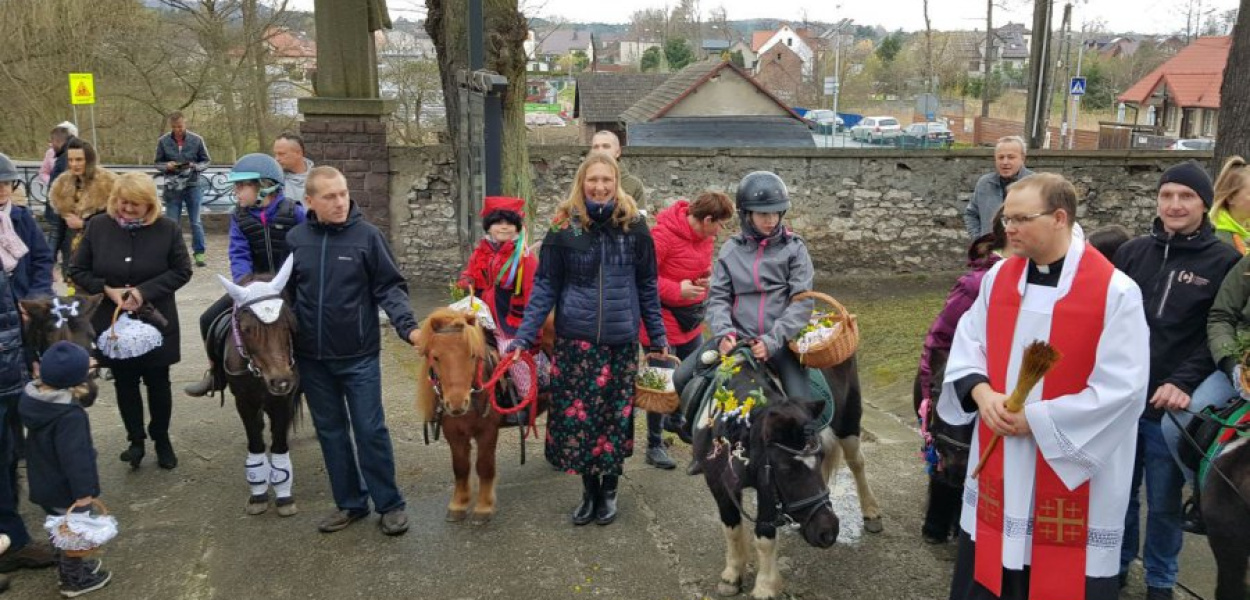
246, 453, 270, 496
269, 452, 293, 499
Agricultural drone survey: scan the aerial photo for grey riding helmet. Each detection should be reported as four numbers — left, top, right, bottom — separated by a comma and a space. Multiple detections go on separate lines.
0, 153, 20, 184
735, 171, 790, 214
227, 153, 285, 186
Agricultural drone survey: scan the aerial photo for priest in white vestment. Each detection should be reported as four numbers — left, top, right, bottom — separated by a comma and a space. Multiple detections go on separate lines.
938, 173, 1149, 600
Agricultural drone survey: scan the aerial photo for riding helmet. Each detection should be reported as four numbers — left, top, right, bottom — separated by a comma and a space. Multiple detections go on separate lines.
735, 171, 790, 214
227, 153, 285, 186
0, 153, 19, 183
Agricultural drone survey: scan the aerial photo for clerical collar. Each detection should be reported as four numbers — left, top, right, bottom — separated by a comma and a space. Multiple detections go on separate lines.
1027, 256, 1065, 287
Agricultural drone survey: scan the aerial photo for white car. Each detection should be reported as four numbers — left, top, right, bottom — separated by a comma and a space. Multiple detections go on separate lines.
850, 116, 902, 144
1168, 138, 1214, 151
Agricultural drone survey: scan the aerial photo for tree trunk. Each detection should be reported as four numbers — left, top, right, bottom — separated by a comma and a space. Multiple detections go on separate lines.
242, 0, 270, 150
426, 0, 532, 216
1214, 0, 1250, 169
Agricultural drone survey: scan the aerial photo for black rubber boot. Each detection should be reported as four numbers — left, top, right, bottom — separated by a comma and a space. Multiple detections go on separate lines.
571, 474, 599, 526
154, 438, 178, 470
596, 474, 619, 525
119, 442, 144, 469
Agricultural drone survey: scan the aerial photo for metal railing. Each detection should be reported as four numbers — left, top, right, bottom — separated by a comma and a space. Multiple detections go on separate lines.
13, 161, 239, 213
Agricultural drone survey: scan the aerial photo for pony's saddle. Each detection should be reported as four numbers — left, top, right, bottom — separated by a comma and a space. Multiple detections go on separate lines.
206, 308, 234, 368
1179, 396, 1250, 486
677, 348, 834, 432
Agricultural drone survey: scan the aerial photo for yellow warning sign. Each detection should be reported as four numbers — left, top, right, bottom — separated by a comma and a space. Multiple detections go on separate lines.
69, 73, 95, 105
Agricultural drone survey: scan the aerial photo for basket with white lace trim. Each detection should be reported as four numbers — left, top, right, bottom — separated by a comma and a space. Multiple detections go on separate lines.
96, 305, 163, 360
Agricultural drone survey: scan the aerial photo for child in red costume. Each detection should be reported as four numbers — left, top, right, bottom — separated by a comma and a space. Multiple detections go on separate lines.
457, 196, 545, 396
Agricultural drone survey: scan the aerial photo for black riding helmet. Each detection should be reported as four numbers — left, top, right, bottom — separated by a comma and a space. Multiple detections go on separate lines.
736, 171, 790, 239
735, 171, 790, 214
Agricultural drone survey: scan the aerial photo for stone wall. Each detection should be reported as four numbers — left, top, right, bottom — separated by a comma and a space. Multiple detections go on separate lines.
389, 144, 1211, 284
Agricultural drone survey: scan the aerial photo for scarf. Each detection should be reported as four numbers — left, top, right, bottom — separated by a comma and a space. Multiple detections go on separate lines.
586, 198, 616, 223
116, 216, 145, 231
0, 202, 29, 274
1212, 208, 1250, 255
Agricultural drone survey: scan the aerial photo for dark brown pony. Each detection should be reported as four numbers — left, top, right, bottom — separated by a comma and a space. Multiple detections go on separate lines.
216, 265, 301, 517
415, 308, 553, 524
21, 295, 105, 356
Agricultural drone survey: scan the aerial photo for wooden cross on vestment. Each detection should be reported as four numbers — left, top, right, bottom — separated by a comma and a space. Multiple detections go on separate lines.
1035, 498, 1086, 546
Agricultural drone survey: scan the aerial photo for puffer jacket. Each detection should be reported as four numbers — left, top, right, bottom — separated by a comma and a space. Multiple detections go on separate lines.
0, 270, 25, 395
49, 168, 117, 220
514, 211, 666, 349
706, 227, 814, 357
917, 250, 1003, 399
1116, 217, 1240, 419
640, 200, 715, 347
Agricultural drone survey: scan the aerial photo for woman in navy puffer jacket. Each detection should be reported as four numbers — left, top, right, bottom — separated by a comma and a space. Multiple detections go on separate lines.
510, 153, 667, 527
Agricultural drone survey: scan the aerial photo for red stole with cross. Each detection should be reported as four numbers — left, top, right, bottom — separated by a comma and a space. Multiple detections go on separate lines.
974, 245, 1112, 600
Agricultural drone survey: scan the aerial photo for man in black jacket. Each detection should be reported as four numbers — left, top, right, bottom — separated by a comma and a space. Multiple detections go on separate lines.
286, 166, 419, 537
1111, 162, 1238, 600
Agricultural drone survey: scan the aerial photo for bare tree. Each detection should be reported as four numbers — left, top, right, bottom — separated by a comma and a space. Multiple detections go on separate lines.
1214, 0, 1250, 168
426, 0, 532, 207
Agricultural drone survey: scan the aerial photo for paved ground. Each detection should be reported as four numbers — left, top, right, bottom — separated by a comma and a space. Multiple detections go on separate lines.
1, 233, 1220, 599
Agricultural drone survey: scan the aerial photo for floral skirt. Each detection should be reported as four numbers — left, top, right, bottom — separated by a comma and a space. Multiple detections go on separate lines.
545, 338, 638, 476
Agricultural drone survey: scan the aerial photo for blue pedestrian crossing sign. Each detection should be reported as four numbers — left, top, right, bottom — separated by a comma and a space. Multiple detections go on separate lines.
1070, 77, 1087, 96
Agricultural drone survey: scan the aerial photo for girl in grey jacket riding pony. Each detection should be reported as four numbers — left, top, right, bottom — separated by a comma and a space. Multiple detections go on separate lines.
706, 171, 814, 399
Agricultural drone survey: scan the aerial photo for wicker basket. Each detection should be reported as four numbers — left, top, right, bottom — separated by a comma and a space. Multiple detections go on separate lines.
634, 353, 681, 414
788, 291, 859, 368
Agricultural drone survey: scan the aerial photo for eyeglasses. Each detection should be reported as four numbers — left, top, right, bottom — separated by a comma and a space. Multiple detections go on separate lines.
1000, 210, 1057, 227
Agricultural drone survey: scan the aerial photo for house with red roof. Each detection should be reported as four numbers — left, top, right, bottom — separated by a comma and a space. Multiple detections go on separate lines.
1117, 36, 1227, 140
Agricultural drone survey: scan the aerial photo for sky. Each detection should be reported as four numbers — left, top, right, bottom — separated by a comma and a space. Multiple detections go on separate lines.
288, 0, 1238, 35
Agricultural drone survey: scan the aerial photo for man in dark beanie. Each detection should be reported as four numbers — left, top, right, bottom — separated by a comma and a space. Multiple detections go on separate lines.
1112, 160, 1237, 600
19, 341, 112, 596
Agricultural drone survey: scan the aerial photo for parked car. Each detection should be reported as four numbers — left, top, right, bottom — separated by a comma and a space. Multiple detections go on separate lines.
898, 122, 954, 148
525, 113, 567, 127
805, 110, 844, 134
849, 116, 902, 144
1168, 138, 1214, 151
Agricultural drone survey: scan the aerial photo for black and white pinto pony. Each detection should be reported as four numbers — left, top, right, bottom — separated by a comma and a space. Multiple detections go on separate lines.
694, 347, 881, 599
214, 257, 301, 517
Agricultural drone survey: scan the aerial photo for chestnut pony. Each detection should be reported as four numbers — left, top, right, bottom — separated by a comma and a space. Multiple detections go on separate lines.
415, 308, 553, 524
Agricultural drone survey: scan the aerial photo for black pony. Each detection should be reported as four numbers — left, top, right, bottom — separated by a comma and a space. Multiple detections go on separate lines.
695, 347, 876, 599
1201, 431, 1250, 600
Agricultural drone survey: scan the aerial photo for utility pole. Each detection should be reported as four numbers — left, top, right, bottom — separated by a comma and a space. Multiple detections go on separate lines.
1070, 22, 1088, 149
1024, 0, 1055, 149
981, 0, 994, 118
1057, 3, 1073, 149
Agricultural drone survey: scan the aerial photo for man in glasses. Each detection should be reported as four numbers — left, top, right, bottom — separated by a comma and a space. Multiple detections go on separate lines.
1112, 161, 1237, 600
964, 136, 1032, 240
939, 173, 1149, 600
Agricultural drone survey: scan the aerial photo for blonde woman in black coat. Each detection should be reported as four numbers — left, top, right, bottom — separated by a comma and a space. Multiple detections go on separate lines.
68, 173, 192, 470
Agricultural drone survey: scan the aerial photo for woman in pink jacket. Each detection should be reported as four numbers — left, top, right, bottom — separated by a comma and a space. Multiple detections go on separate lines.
639, 192, 734, 470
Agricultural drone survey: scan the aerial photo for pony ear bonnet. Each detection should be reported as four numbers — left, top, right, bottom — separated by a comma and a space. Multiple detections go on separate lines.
270, 256, 294, 291
217, 274, 247, 303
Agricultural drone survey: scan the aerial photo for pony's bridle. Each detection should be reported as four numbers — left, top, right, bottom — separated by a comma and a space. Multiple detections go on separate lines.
763, 436, 834, 529
717, 428, 833, 529
228, 293, 295, 380
425, 326, 488, 418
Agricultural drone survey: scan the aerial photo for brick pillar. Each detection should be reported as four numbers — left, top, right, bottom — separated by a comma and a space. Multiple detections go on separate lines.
297, 98, 393, 234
